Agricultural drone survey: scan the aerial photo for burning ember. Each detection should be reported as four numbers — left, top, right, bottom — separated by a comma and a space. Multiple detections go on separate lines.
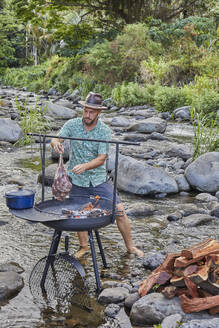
139, 238, 219, 314
61, 195, 110, 219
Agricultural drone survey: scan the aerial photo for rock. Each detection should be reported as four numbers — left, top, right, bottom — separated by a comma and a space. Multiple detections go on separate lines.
130, 293, 184, 325
0, 262, 24, 274
98, 287, 130, 305
142, 251, 166, 270
126, 202, 156, 217
117, 156, 178, 195
185, 152, 219, 193
211, 205, 219, 218
182, 213, 214, 227
124, 292, 141, 309
174, 106, 191, 121
0, 271, 24, 300
111, 116, 132, 127
161, 313, 183, 328
167, 212, 182, 222
0, 118, 24, 143
166, 144, 192, 160
181, 318, 219, 328
175, 174, 190, 191
180, 204, 209, 217
114, 307, 132, 328
127, 117, 167, 134
195, 193, 218, 202
104, 304, 120, 318
43, 101, 78, 119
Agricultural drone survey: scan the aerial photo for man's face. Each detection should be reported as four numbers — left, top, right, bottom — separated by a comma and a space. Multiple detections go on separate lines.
82, 106, 101, 126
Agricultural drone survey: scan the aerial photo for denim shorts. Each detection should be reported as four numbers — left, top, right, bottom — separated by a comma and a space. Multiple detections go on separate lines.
69, 180, 121, 204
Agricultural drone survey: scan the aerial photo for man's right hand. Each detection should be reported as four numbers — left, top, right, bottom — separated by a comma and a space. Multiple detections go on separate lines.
51, 139, 64, 154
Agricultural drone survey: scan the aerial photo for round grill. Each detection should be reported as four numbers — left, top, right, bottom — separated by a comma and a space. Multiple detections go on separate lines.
29, 253, 91, 311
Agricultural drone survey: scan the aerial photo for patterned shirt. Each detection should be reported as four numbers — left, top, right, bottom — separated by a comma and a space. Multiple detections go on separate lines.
58, 117, 111, 187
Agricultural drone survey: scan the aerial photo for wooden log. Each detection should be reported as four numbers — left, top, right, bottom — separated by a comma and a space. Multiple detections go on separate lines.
139, 271, 171, 297
199, 280, 219, 296
189, 258, 212, 285
181, 239, 219, 259
174, 255, 205, 268
184, 277, 199, 298
180, 294, 219, 313
170, 275, 185, 287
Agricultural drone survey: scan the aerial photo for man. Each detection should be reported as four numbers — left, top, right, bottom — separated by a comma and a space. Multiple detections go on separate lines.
51, 92, 144, 258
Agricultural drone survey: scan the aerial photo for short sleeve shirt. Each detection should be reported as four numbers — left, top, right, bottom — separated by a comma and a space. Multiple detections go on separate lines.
58, 118, 111, 187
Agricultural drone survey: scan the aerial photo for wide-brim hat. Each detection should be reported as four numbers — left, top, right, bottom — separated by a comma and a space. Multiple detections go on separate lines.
78, 92, 107, 110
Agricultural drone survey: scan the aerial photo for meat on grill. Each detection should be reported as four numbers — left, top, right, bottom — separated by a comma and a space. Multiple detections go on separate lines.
52, 154, 72, 201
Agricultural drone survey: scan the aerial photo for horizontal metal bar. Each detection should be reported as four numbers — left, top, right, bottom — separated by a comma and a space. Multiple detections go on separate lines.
26, 133, 140, 146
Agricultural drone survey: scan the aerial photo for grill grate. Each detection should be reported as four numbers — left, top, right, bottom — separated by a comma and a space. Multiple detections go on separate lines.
29, 253, 91, 312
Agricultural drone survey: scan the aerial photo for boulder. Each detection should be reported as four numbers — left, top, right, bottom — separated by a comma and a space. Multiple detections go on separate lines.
185, 152, 219, 193
43, 102, 78, 119
117, 156, 178, 195
127, 117, 167, 134
0, 118, 23, 143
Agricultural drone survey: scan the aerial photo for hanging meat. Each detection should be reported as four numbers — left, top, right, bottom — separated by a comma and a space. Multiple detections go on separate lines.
52, 154, 72, 201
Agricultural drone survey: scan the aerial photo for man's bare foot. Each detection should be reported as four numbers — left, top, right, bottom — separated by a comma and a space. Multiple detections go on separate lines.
75, 246, 89, 259
128, 247, 144, 257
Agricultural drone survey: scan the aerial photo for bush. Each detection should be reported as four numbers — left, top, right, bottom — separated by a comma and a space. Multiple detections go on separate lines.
192, 89, 219, 116
154, 86, 188, 112
112, 82, 153, 107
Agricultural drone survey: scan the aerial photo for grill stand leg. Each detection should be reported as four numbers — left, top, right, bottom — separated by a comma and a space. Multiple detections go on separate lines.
95, 230, 107, 268
88, 230, 101, 294
40, 230, 62, 290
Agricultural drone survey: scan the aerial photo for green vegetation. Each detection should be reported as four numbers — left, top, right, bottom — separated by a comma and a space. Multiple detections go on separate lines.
0, 0, 218, 152
191, 108, 219, 159
14, 98, 51, 146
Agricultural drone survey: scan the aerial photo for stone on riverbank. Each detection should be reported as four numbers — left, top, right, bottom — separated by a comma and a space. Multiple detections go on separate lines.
0, 271, 24, 300
117, 156, 178, 195
0, 118, 23, 143
185, 152, 219, 193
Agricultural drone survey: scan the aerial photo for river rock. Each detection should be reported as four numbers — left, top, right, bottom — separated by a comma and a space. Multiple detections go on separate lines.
166, 143, 192, 160
175, 174, 190, 191
111, 116, 132, 127
195, 193, 218, 202
0, 118, 24, 143
0, 271, 24, 300
126, 202, 156, 217
98, 287, 130, 304
124, 292, 141, 309
182, 213, 214, 227
142, 251, 166, 270
130, 293, 184, 325
161, 313, 183, 328
43, 101, 78, 119
173, 106, 191, 121
181, 319, 219, 328
117, 156, 178, 195
185, 152, 219, 192
126, 117, 167, 134
211, 205, 219, 218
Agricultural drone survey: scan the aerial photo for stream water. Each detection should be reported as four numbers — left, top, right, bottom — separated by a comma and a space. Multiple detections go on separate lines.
0, 114, 218, 327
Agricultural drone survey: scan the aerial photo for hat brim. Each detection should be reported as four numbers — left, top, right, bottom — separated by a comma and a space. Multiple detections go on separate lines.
78, 100, 107, 110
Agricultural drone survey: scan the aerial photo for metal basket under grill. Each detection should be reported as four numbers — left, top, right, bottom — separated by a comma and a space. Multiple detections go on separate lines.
29, 252, 91, 311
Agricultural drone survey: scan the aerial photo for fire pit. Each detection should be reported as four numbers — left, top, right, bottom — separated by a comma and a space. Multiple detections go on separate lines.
9, 133, 139, 297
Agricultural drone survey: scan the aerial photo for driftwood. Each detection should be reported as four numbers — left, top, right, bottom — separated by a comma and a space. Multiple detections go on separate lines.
139, 238, 219, 314
181, 238, 219, 260
179, 294, 219, 313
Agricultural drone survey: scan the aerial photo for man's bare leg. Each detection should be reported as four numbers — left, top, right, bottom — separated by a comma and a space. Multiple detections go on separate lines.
75, 204, 144, 258
75, 231, 89, 258
116, 203, 144, 257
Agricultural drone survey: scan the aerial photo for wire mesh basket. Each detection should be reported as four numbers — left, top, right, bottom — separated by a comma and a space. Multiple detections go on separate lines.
29, 252, 91, 312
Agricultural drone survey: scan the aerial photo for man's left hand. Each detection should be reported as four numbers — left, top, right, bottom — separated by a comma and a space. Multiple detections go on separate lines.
72, 164, 87, 175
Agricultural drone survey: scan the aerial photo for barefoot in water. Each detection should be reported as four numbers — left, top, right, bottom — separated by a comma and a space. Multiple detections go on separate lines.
128, 247, 144, 257
75, 246, 89, 259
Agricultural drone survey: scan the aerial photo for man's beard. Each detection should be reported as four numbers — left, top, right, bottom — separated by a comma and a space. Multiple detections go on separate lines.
82, 117, 98, 126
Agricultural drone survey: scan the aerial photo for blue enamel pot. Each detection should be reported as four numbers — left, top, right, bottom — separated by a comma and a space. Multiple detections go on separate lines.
5, 187, 35, 209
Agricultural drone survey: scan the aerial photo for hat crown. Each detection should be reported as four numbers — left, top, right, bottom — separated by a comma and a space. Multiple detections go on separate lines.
85, 92, 102, 106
